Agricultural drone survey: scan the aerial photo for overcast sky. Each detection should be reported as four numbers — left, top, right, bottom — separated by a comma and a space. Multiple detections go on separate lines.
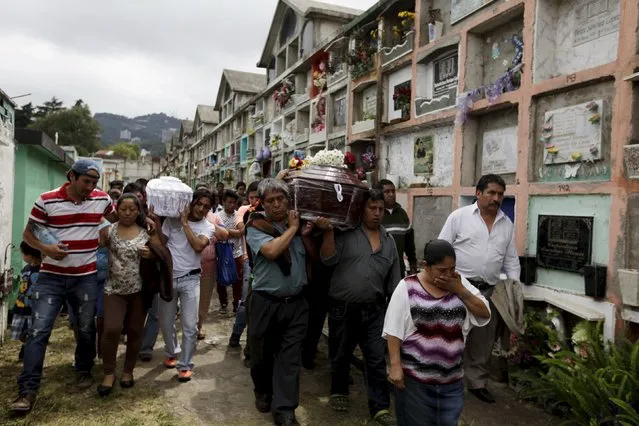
0, 0, 375, 119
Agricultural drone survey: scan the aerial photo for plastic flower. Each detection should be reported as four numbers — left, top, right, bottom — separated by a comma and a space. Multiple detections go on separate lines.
344, 152, 356, 165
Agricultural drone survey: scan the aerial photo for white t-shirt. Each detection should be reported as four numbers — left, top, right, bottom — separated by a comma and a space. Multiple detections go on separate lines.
215, 209, 245, 259
382, 274, 491, 341
162, 217, 215, 278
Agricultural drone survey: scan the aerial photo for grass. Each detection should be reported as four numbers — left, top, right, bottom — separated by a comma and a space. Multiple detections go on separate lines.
0, 318, 179, 426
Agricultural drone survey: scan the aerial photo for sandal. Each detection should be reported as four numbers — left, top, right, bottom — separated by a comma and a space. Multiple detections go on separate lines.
329, 394, 349, 412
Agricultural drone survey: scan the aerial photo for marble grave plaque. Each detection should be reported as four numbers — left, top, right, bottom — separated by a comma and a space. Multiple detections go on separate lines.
536, 215, 594, 273
481, 126, 518, 175
573, 0, 620, 47
543, 100, 603, 165
451, 0, 498, 24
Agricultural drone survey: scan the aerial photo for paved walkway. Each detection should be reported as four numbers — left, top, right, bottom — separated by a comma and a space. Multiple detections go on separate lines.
128, 307, 557, 426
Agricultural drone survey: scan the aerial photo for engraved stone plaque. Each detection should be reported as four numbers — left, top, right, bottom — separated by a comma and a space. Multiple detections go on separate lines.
451, 0, 497, 24
481, 126, 518, 175
543, 100, 603, 165
536, 215, 594, 273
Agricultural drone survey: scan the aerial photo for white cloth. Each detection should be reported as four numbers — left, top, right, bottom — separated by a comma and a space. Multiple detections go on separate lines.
215, 209, 244, 259
438, 203, 520, 285
382, 275, 491, 341
162, 217, 214, 277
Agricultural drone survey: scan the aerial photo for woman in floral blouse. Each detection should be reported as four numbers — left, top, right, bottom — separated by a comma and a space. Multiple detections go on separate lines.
97, 193, 159, 397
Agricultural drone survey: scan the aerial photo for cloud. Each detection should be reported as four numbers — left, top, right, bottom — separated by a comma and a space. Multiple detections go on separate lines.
0, 0, 375, 118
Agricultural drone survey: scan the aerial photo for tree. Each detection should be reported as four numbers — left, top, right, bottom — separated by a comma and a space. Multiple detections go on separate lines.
111, 142, 140, 160
35, 96, 64, 118
29, 102, 102, 155
14, 102, 34, 128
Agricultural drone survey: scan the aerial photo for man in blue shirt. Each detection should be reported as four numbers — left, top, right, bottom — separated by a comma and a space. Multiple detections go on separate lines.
245, 178, 318, 426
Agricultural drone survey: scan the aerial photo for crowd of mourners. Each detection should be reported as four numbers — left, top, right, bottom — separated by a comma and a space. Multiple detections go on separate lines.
7, 158, 523, 426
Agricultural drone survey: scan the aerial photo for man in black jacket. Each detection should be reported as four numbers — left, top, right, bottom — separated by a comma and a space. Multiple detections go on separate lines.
377, 179, 417, 277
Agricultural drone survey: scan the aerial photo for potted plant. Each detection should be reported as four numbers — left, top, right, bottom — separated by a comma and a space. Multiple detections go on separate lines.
392, 11, 415, 45
362, 151, 377, 170
272, 78, 295, 110
347, 28, 378, 80
393, 83, 411, 119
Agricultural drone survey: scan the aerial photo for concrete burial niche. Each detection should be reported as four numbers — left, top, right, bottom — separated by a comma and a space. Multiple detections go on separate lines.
466, 7, 524, 90
380, 125, 454, 188
623, 83, 639, 178
531, 81, 614, 183
415, 45, 459, 117
461, 107, 519, 187
418, 0, 451, 47
626, 194, 639, 270
384, 65, 413, 123
526, 195, 611, 293
533, 0, 621, 82
352, 83, 377, 135
412, 196, 453, 258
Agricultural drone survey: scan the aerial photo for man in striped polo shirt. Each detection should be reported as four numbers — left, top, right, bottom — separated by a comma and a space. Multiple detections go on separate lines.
11, 159, 117, 413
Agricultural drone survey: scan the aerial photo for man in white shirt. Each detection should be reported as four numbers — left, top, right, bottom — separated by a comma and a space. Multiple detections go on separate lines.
159, 189, 215, 383
438, 174, 520, 404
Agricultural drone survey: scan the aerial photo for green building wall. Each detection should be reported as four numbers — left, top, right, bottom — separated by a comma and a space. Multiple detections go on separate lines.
11, 144, 69, 274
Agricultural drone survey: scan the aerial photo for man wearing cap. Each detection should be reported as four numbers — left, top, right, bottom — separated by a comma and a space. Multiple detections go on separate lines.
10, 159, 118, 413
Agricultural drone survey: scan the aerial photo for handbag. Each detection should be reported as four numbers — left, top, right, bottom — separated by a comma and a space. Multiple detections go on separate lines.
216, 241, 238, 286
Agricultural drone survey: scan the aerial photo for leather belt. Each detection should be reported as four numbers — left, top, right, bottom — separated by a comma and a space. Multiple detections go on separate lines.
255, 291, 303, 304
176, 268, 201, 280
468, 279, 491, 291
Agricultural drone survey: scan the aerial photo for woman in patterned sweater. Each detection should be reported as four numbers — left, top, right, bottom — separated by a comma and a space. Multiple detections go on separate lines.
383, 239, 491, 426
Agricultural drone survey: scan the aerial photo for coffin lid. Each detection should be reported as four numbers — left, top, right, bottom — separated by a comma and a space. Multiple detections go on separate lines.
285, 165, 368, 190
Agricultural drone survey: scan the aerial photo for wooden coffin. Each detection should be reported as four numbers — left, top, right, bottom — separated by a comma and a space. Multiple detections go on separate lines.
284, 165, 369, 230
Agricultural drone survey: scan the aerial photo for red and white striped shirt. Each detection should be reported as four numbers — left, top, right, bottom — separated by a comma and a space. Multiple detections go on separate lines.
29, 183, 115, 276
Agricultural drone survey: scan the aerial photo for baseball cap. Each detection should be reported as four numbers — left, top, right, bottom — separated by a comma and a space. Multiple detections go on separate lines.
71, 159, 101, 178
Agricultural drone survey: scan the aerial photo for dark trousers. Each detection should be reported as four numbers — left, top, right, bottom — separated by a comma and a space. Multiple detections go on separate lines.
101, 292, 146, 375
249, 291, 309, 420
301, 275, 329, 364
18, 273, 98, 394
217, 257, 244, 310
464, 286, 504, 389
395, 376, 464, 426
328, 301, 390, 417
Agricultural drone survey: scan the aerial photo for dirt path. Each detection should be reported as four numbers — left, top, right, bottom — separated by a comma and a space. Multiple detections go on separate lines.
129, 307, 558, 426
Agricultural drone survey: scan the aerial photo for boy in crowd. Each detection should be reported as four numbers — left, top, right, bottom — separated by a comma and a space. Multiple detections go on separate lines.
215, 190, 245, 313
11, 242, 41, 361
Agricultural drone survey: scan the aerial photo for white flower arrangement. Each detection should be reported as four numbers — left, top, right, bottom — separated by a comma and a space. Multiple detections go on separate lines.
306, 149, 345, 168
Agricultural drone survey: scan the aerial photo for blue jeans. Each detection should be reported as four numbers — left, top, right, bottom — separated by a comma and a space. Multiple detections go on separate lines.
18, 273, 98, 394
159, 274, 199, 371
140, 293, 159, 356
67, 279, 104, 324
395, 376, 464, 426
231, 261, 252, 337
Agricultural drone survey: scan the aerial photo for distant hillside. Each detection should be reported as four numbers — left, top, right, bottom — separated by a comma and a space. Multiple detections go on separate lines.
94, 112, 183, 157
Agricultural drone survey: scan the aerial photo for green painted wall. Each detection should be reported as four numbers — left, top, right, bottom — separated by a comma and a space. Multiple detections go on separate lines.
526, 195, 612, 294
11, 145, 69, 273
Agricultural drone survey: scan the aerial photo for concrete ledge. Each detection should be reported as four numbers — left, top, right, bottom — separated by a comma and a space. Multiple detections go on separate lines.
522, 284, 615, 340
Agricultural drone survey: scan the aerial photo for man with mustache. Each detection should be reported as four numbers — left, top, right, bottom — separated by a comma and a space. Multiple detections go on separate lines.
438, 174, 520, 404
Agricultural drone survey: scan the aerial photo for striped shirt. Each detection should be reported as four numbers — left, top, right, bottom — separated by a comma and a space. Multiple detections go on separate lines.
382, 275, 490, 384
29, 183, 115, 276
